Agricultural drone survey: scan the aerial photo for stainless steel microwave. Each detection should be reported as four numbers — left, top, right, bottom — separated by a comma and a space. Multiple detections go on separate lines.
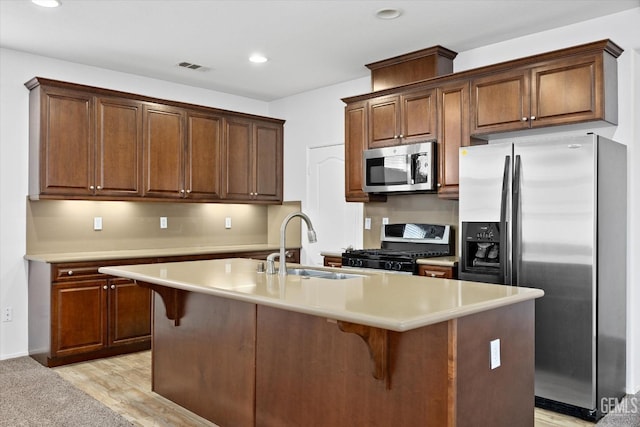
362, 141, 436, 193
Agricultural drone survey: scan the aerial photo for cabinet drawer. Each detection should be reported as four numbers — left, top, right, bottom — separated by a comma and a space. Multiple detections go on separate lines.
53, 263, 102, 281
417, 264, 456, 279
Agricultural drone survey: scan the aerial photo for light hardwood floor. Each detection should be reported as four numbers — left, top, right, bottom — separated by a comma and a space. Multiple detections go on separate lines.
55, 351, 594, 426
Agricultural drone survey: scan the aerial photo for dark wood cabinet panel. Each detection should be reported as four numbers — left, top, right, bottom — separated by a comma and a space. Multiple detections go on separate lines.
344, 101, 386, 202
185, 112, 223, 200
417, 264, 456, 279
471, 69, 531, 134
108, 278, 151, 346
52, 280, 107, 357
36, 86, 94, 196
223, 118, 283, 202
323, 255, 342, 268
368, 88, 437, 148
96, 97, 143, 196
254, 121, 282, 201
143, 104, 185, 198
437, 80, 472, 199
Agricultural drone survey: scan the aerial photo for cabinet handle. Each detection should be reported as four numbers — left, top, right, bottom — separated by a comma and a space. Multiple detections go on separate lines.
67, 270, 73, 276
110, 284, 115, 289
103, 285, 108, 290
530, 116, 536, 121
521, 117, 528, 122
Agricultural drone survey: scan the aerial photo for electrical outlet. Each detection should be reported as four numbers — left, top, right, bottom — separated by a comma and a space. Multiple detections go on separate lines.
364, 217, 372, 230
382, 217, 389, 225
490, 339, 501, 369
93, 217, 102, 231
160, 217, 168, 229
225, 217, 232, 229
2, 307, 12, 322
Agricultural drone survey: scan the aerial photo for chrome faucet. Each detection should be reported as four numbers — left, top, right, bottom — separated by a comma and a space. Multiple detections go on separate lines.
267, 212, 317, 276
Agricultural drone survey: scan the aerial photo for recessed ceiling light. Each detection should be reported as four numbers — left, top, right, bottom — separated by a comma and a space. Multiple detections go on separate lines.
32, 0, 61, 7
249, 54, 268, 64
375, 8, 402, 20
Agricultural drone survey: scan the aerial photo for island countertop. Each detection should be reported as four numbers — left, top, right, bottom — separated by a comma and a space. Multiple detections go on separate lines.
99, 258, 543, 332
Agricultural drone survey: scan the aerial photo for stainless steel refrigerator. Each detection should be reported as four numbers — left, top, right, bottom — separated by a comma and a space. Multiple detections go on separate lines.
458, 133, 626, 421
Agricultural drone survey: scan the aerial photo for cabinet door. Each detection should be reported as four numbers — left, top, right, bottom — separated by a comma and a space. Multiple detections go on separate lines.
51, 280, 107, 357
186, 112, 223, 200
368, 95, 400, 148
223, 117, 253, 200
401, 88, 437, 143
471, 69, 530, 135
253, 121, 282, 202
39, 87, 94, 196
531, 55, 602, 127
108, 278, 151, 347
437, 81, 470, 200
96, 97, 143, 197
344, 102, 385, 202
143, 103, 185, 198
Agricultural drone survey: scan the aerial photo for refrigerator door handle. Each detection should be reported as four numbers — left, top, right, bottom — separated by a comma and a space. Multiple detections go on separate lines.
512, 154, 522, 286
500, 155, 511, 284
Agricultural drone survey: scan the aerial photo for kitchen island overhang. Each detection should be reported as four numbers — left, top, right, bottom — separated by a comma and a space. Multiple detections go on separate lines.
100, 258, 544, 427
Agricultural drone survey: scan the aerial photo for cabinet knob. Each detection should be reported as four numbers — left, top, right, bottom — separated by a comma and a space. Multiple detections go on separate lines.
110, 284, 115, 290
96, 185, 102, 190
399, 134, 404, 138
103, 285, 108, 290
521, 117, 528, 122
89, 185, 94, 190
67, 270, 73, 275
530, 116, 536, 121
430, 273, 436, 277
437, 183, 442, 187
186, 189, 191, 194
180, 189, 185, 193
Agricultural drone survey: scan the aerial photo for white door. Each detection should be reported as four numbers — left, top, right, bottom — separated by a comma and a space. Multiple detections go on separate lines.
305, 144, 362, 266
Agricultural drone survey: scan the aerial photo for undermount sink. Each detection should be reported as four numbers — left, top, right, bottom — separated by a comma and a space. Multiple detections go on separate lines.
286, 268, 363, 280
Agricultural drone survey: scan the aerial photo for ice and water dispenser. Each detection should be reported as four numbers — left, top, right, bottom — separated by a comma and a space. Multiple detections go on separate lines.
459, 222, 505, 284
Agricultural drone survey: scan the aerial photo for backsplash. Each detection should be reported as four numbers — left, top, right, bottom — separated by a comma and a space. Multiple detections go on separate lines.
26, 199, 301, 254
363, 194, 458, 250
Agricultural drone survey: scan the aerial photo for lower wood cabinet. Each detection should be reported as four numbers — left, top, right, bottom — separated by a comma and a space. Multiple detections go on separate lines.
28, 248, 301, 367
322, 255, 343, 268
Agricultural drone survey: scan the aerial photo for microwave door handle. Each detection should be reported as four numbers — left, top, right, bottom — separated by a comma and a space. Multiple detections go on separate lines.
500, 155, 510, 284
407, 154, 413, 184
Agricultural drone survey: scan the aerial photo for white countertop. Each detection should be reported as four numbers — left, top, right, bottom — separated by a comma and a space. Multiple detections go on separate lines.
99, 258, 543, 332
24, 244, 289, 263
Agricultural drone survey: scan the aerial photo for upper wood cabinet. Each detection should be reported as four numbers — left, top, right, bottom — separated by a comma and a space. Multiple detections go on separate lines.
437, 80, 472, 200
344, 101, 386, 202
471, 47, 620, 135
368, 88, 437, 148
29, 84, 94, 197
26, 78, 283, 204
222, 118, 282, 202
96, 97, 144, 197
143, 105, 223, 200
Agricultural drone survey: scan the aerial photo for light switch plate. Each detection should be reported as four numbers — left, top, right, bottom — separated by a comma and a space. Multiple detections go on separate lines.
93, 217, 102, 231
364, 218, 372, 230
382, 217, 389, 225
160, 217, 168, 229
490, 339, 501, 369
225, 217, 232, 229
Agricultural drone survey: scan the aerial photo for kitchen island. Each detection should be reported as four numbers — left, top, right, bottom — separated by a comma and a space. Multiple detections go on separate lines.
100, 258, 544, 427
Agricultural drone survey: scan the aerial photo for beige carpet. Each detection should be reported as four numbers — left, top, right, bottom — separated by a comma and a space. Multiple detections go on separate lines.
0, 356, 132, 426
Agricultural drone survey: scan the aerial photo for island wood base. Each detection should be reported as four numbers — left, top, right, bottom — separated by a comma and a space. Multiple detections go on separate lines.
148, 286, 534, 427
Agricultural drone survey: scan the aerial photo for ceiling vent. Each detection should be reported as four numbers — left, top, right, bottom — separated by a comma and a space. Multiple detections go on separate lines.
177, 61, 208, 71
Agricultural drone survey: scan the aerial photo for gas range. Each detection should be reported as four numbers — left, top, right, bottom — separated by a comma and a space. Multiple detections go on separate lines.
342, 223, 454, 274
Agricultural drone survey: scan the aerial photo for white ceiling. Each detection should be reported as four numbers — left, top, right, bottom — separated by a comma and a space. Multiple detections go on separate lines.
1, 0, 638, 101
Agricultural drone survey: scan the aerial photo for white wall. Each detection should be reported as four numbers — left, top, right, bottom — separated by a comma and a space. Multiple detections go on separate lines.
1, 6, 638, 394
0, 48, 270, 359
